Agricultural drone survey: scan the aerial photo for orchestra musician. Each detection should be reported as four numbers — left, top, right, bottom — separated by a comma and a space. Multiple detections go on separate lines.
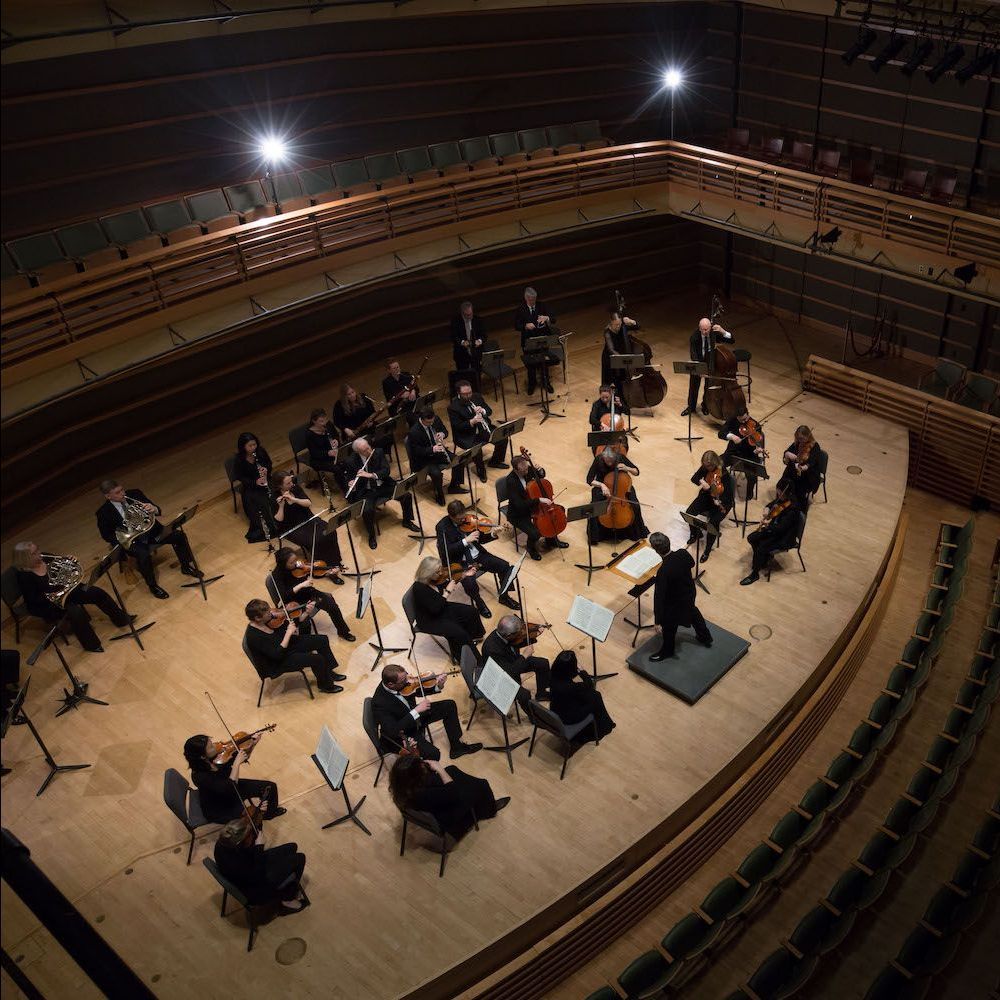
373, 661, 483, 761
343, 439, 419, 549
381, 359, 419, 424
333, 385, 392, 452
648, 532, 712, 661
244, 598, 345, 693
585, 447, 649, 543
549, 650, 615, 740
600, 307, 640, 399
436, 501, 520, 617
96, 479, 200, 600
405, 406, 468, 506
450, 300, 485, 379
682, 317, 734, 417
411, 555, 487, 662
514, 286, 560, 395
272, 547, 355, 642
270, 471, 343, 568
12, 541, 132, 653
233, 432, 276, 542
588, 385, 630, 432
719, 406, 767, 497
777, 425, 823, 507
685, 450, 734, 562
505, 453, 569, 561
305, 409, 349, 493
740, 481, 801, 586
447, 380, 509, 479
480, 614, 552, 701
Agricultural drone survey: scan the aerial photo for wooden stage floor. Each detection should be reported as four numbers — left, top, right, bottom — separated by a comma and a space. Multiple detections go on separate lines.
1, 293, 908, 999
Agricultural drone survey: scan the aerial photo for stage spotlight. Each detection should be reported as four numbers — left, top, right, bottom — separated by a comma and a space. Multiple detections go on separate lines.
955, 48, 997, 83
870, 34, 907, 72
926, 44, 965, 82
663, 67, 682, 89
901, 38, 934, 76
954, 262, 978, 284
818, 226, 842, 245
842, 27, 877, 65
258, 135, 288, 163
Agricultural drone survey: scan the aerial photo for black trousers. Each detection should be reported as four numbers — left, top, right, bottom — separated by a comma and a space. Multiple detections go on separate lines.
243, 487, 275, 541
747, 529, 789, 572
283, 523, 342, 566
359, 487, 414, 539
129, 524, 195, 589
505, 654, 551, 696
686, 493, 727, 554
383, 699, 465, 761
657, 607, 711, 657
276, 634, 338, 689
296, 586, 350, 637
423, 459, 465, 499
458, 548, 514, 604
509, 513, 563, 553
41, 585, 129, 651
236, 777, 281, 819
260, 843, 306, 901
465, 438, 508, 478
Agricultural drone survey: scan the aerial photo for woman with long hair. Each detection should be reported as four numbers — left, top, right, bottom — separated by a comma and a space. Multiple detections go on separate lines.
233, 432, 275, 542
549, 650, 615, 740
271, 546, 354, 642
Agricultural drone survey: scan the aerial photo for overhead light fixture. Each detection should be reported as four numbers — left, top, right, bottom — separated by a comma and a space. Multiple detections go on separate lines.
901, 38, 934, 76
258, 135, 289, 164
926, 44, 965, 82
663, 68, 682, 89
954, 262, 979, 284
955, 48, 997, 83
842, 27, 877, 65
870, 34, 907, 72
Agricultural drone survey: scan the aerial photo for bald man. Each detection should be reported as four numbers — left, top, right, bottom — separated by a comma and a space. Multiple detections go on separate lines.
682, 316, 734, 417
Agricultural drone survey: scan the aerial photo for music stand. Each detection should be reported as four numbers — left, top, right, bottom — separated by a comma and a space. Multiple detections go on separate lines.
523, 334, 565, 423
499, 553, 527, 614
490, 416, 524, 466
569, 500, 609, 585
393, 473, 434, 552
4, 678, 91, 796
587, 430, 628, 453
412, 387, 440, 413
625, 577, 658, 647
475, 657, 528, 774
312, 726, 371, 836
451, 444, 486, 515
325, 500, 371, 584
567, 595, 617, 682
479, 349, 508, 421
27, 624, 108, 717
609, 355, 645, 439
730, 455, 768, 536
170, 505, 224, 600
357, 568, 406, 671
374, 412, 406, 477
89, 550, 154, 649
672, 361, 707, 450
680, 511, 717, 594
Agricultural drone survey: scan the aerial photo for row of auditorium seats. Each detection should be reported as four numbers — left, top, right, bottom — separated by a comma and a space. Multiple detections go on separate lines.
918, 359, 1000, 416
0, 120, 612, 294
592, 519, 973, 1000
721, 128, 959, 205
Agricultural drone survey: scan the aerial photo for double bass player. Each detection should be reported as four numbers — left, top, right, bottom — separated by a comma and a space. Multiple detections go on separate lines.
682, 316, 734, 417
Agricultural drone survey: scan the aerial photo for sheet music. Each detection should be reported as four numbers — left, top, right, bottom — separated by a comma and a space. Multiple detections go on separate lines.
567, 595, 614, 642
501, 553, 526, 595
614, 545, 662, 581
357, 572, 374, 619
315, 726, 349, 789
476, 657, 520, 715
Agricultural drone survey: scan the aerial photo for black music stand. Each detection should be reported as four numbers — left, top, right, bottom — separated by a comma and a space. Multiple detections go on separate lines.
730, 455, 768, 537
325, 500, 372, 585
609, 355, 645, 439
490, 416, 524, 467
479, 348, 509, 421
4, 678, 91, 796
357, 568, 406, 672
312, 727, 371, 836
89, 550, 154, 649
499, 553, 527, 616
171, 506, 224, 600
476, 657, 528, 774
587, 430, 628, 454
624, 577, 658, 647
374, 412, 406, 477
412, 387, 440, 413
673, 360, 707, 450
680, 511, 717, 595
524, 334, 565, 423
451, 444, 486, 516
569, 500, 609, 586
393, 473, 435, 552
567, 595, 617, 682
27, 624, 108, 717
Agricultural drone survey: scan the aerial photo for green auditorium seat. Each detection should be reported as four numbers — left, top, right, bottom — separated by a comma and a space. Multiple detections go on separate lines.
826, 866, 891, 913
746, 946, 816, 1000
699, 875, 759, 923
616, 949, 671, 999
223, 181, 276, 222
905, 766, 951, 806
948, 848, 1000, 896
660, 911, 718, 967
144, 199, 203, 244
517, 127, 555, 157
895, 925, 962, 978
771, 807, 822, 854
864, 964, 930, 1000
584, 987, 619, 1000
844, 724, 881, 775
898, 637, 927, 668
575, 119, 613, 148
333, 158, 377, 195
297, 165, 340, 204
489, 131, 526, 163
364, 153, 408, 189
882, 794, 938, 838
270, 172, 311, 213
100, 209, 163, 255
56, 220, 122, 268
1, 244, 30, 293
547, 123, 581, 153
855, 829, 916, 876
185, 189, 241, 232
825, 750, 864, 788
8, 232, 72, 274
972, 813, 1000, 855
459, 136, 496, 168
428, 140, 468, 173
785, 902, 855, 957
918, 360, 966, 400
736, 842, 785, 893
396, 146, 440, 181
922, 884, 987, 935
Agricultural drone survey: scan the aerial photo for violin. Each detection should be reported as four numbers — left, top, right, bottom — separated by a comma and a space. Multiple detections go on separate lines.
264, 602, 314, 629
509, 620, 551, 648
705, 467, 725, 499
399, 669, 461, 697
519, 446, 568, 539
598, 461, 636, 530
460, 513, 500, 534
739, 417, 769, 457
761, 498, 792, 528
290, 559, 341, 579
232, 802, 266, 847
212, 723, 278, 766
795, 440, 814, 472
432, 561, 476, 585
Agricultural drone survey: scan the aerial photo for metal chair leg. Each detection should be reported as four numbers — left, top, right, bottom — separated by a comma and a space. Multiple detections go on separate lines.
400, 816, 408, 856
439, 836, 447, 877
187, 830, 196, 865
257, 680, 265, 708
560, 742, 570, 780
300, 669, 315, 700
528, 725, 538, 756
374, 755, 384, 787
467, 699, 479, 730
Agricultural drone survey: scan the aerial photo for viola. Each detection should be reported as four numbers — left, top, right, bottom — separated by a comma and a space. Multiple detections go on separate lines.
212, 723, 278, 766
432, 561, 476, 585
510, 620, 551, 648
739, 417, 767, 454
519, 446, 568, 539
795, 440, 814, 471
290, 560, 340, 579
460, 514, 500, 534
399, 669, 461, 697
264, 602, 314, 629
705, 467, 725, 499
761, 498, 792, 528
598, 462, 635, 531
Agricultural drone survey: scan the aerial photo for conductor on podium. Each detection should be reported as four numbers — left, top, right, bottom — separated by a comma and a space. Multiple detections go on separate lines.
648, 532, 712, 661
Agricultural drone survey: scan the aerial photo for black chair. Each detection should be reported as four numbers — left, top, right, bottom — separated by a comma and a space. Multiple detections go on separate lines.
733, 348, 752, 402
765, 511, 808, 581
494, 477, 520, 552
362, 696, 390, 786
401, 584, 454, 663
459, 644, 520, 731
163, 768, 215, 864
287, 424, 315, 483
223, 455, 241, 513
813, 448, 829, 503
242, 634, 315, 707
524, 698, 598, 780
399, 805, 477, 878
479, 338, 519, 400
1, 566, 70, 647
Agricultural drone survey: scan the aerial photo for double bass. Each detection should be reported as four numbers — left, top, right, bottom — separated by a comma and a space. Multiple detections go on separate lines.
519, 446, 568, 538
614, 290, 667, 410
703, 294, 746, 421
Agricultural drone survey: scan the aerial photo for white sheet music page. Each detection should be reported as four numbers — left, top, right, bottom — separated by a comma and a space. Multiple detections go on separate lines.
476, 657, 520, 715
567, 595, 614, 642
614, 545, 662, 581
315, 726, 349, 789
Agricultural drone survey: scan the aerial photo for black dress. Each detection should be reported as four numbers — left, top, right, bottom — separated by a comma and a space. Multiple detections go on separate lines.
214, 839, 305, 903
233, 448, 275, 541
272, 563, 351, 638
685, 466, 734, 555
306, 429, 349, 491
549, 670, 615, 740
244, 624, 338, 690
190, 760, 280, 824
333, 397, 393, 452
412, 580, 484, 659
777, 441, 822, 506
409, 765, 498, 837
272, 485, 342, 565
585, 456, 648, 543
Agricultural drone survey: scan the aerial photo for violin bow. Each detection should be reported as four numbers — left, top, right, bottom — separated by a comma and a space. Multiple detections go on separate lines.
205, 690, 264, 837
309, 520, 318, 572
535, 606, 567, 651
268, 571, 294, 624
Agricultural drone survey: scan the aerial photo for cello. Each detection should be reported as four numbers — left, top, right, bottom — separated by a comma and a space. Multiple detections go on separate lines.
703, 294, 746, 421
614, 289, 667, 410
593, 391, 629, 457
519, 446, 568, 538
597, 456, 636, 532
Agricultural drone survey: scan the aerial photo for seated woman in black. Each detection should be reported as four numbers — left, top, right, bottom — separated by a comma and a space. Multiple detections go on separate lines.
305, 408, 349, 493
412, 556, 485, 661
12, 541, 131, 653
685, 450, 734, 563
233, 432, 275, 543
549, 650, 615, 741
271, 471, 344, 569
272, 546, 354, 641
388, 753, 508, 839
777, 424, 822, 507
213, 812, 308, 913
183, 731, 282, 824
244, 599, 344, 694
585, 446, 648, 544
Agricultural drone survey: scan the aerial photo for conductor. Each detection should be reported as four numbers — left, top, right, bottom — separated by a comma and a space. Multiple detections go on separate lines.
648, 532, 712, 661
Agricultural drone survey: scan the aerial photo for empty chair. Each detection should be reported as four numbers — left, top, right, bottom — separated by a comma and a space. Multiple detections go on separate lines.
56, 221, 122, 268
826, 866, 891, 913
954, 372, 999, 412
270, 172, 311, 213
771, 807, 823, 855
918, 359, 966, 400
922, 883, 987, 936
517, 128, 555, 157
163, 768, 214, 864
1, 244, 31, 294
746, 946, 816, 1000
479, 338, 519, 399
223, 181, 276, 222
524, 697, 598, 780
364, 152, 408, 189
864, 964, 929, 1000
790, 140, 814, 169
297, 164, 341, 204
929, 170, 957, 205
575, 120, 612, 148
699, 874, 759, 923
850, 158, 876, 187
185, 189, 241, 232
882, 794, 938, 838
428, 140, 469, 174
816, 148, 841, 176
726, 127, 751, 154
397, 146, 440, 181
8, 232, 77, 281
660, 911, 719, 970
145, 199, 203, 244
489, 131, 527, 164
287, 424, 313, 482
894, 924, 961, 978
761, 136, 785, 161
546, 124, 581, 153
100, 209, 163, 256
786, 902, 855, 958
617, 950, 672, 999
459, 136, 498, 169
584, 988, 619, 1000
900, 167, 928, 197
333, 158, 377, 196
855, 829, 917, 874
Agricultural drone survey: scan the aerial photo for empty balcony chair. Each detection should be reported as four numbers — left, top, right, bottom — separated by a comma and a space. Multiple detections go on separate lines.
397, 146, 440, 182
56, 220, 122, 270
826, 865, 891, 913
929, 169, 958, 205
726, 127, 751, 154
922, 883, 988, 937
100, 209, 164, 256
584, 988, 619, 1000
882, 794, 938, 840
760, 136, 785, 161
364, 152, 408, 190
954, 372, 999, 412
918, 359, 966, 400
785, 902, 855, 959
297, 164, 341, 205
145, 199, 203, 244
790, 140, 814, 169
616, 950, 672, 999
546, 123, 581, 154
459, 136, 499, 173
8, 232, 78, 282
428, 140, 470, 175
843, 724, 881, 778
270, 172, 310, 213
333, 158, 378, 197
949, 847, 1000, 897
186, 189, 241, 233
517, 127, 555, 159
864, 964, 929, 1000
660, 911, 720, 970
489, 131, 528, 165
223, 181, 276, 223
771, 806, 823, 855
575, 119, 613, 149
1, 244, 31, 294
746, 947, 816, 1000
855, 829, 917, 877
850, 158, 876, 187
900, 167, 928, 198
816, 148, 841, 177
698, 874, 759, 925
894, 924, 962, 979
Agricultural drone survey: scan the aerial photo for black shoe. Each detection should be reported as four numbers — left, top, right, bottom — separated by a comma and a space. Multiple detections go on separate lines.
450, 741, 483, 758
447, 486, 470, 495
680, 407, 692, 417
339, 632, 356, 643
368, 536, 378, 549
551, 538, 569, 549
698, 636, 713, 648
740, 572, 760, 586
478, 473, 488, 483
494, 796, 511, 812
435, 493, 446, 506
536, 690, 551, 702
150, 585, 169, 600
700, 402, 709, 415
267, 807, 288, 819
487, 461, 510, 470
402, 520, 420, 533
543, 382, 555, 393
649, 653, 671, 662
686, 535, 697, 547
330, 574, 345, 585
700, 552, 711, 564
85, 645, 106, 654
318, 684, 344, 694
475, 601, 492, 620
499, 594, 520, 610
331, 672, 348, 682
278, 898, 307, 914
526, 384, 537, 395
180, 566, 203, 578
528, 548, 542, 561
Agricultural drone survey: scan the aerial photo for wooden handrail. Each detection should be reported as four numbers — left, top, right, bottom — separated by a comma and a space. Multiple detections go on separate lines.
3, 141, 997, 371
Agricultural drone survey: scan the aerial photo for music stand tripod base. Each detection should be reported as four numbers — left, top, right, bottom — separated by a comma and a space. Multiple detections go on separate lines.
483, 712, 528, 774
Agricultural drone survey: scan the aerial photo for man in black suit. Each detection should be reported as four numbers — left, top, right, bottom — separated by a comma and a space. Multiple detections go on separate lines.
381, 359, 419, 424
741, 481, 801, 586
344, 439, 419, 549
436, 501, 520, 617
405, 407, 468, 505
450, 300, 485, 374
96, 479, 199, 599
513, 286, 560, 394
505, 454, 569, 561
371, 663, 481, 761
683, 316, 734, 417
481, 615, 551, 701
447, 380, 508, 480
649, 532, 712, 661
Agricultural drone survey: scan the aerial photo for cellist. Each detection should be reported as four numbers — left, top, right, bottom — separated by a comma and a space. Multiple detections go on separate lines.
588, 385, 630, 432
682, 317, 734, 417
505, 453, 569, 561
586, 446, 648, 544
685, 450, 734, 563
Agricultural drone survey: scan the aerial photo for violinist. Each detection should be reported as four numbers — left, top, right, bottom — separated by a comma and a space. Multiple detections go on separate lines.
448, 380, 508, 479
682, 317, 734, 417
777, 425, 822, 507
685, 450, 734, 562
373, 661, 482, 761
411, 555, 487, 662
719, 407, 767, 497
344, 439, 419, 549
649, 532, 712, 661
244, 598, 345, 693
436, 501, 520, 616
600, 308, 640, 399
272, 547, 355, 642
450, 300, 485, 378
481, 614, 552, 701
306, 409, 349, 493
271, 471, 343, 568
586, 447, 648, 543
505, 454, 569, 561
233, 432, 276, 542
405, 407, 467, 506
333, 385, 391, 452
589, 384, 630, 433
183, 730, 282, 824
382, 359, 419, 424
741, 481, 801, 586
514, 286, 560, 395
